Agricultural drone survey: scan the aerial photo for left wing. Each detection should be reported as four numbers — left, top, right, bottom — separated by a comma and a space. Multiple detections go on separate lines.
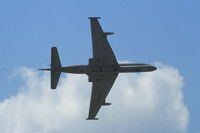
88, 17, 118, 66
87, 73, 118, 120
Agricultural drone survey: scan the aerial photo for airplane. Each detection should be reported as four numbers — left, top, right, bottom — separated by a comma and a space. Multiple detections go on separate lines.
39, 17, 157, 120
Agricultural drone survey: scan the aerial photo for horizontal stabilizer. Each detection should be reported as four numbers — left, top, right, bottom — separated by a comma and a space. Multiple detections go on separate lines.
51, 47, 62, 89
51, 71, 61, 89
51, 47, 61, 69
39, 47, 62, 89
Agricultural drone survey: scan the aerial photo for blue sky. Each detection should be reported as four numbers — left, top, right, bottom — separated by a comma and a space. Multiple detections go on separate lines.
0, 0, 199, 132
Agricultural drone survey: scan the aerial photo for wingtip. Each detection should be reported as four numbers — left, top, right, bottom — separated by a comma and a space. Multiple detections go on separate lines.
51, 47, 57, 50
88, 17, 101, 19
86, 118, 99, 120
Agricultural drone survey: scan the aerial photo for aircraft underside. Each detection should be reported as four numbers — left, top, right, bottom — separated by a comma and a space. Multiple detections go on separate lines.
39, 17, 157, 120
60, 64, 156, 74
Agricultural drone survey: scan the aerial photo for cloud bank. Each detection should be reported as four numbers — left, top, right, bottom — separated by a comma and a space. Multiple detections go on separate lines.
0, 63, 189, 133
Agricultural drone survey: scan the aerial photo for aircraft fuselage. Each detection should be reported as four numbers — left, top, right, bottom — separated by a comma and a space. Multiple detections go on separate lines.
39, 17, 158, 120
59, 63, 157, 74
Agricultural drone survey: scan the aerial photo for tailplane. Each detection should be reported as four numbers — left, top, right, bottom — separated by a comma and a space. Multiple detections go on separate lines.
51, 47, 61, 89
39, 47, 62, 89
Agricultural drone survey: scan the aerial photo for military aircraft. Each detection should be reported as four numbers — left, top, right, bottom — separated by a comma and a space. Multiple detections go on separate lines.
39, 17, 157, 120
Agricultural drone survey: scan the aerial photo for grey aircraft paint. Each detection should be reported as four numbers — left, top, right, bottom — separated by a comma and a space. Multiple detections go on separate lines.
39, 17, 157, 120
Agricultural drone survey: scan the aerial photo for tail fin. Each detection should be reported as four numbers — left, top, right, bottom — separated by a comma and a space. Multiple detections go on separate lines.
51, 47, 61, 89
39, 47, 62, 89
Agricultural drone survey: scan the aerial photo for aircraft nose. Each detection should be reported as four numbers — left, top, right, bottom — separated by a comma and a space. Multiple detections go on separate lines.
151, 66, 157, 71
148, 66, 157, 71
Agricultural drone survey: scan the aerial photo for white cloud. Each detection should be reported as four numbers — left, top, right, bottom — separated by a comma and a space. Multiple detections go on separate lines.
0, 63, 189, 133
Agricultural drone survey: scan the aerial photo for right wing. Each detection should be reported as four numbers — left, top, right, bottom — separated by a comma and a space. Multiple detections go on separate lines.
89, 17, 118, 66
87, 73, 118, 120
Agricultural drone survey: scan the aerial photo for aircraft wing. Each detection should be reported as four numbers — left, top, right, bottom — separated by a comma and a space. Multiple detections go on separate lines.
89, 17, 118, 65
87, 73, 118, 120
